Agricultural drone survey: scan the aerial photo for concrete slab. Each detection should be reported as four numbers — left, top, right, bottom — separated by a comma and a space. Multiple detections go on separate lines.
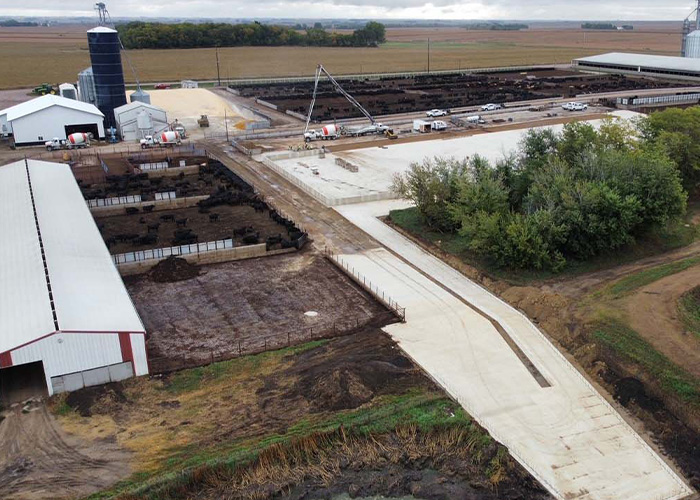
265, 111, 641, 206
334, 199, 693, 500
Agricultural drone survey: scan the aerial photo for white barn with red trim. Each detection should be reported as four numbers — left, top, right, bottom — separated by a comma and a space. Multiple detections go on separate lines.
0, 159, 147, 401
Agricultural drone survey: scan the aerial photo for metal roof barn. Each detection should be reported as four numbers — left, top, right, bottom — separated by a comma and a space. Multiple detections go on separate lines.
573, 52, 700, 80
0, 159, 147, 401
114, 100, 168, 141
0, 95, 105, 147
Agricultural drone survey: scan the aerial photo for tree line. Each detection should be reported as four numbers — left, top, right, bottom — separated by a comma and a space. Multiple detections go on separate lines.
464, 23, 529, 31
393, 108, 700, 271
118, 21, 386, 49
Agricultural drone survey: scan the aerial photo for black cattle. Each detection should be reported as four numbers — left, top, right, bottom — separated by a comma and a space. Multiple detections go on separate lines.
175, 218, 188, 227
241, 232, 259, 245
209, 213, 220, 222
125, 207, 140, 215
147, 223, 160, 233
160, 214, 175, 222
233, 225, 253, 237
137, 234, 157, 245
143, 205, 155, 213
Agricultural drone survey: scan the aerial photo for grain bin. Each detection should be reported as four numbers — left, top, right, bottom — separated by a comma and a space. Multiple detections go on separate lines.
87, 26, 126, 129
685, 30, 700, 58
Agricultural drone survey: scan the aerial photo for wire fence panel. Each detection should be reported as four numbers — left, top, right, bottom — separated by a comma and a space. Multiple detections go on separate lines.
87, 194, 142, 208
112, 238, 234, 265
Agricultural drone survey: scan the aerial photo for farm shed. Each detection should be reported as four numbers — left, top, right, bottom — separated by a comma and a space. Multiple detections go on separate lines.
573, 52, 700, 81
0, 159, 148, 403
114, 100, 168, 141
0, 94, 105, 147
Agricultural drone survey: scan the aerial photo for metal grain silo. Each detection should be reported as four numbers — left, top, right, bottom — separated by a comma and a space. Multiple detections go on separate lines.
686, 30, 700, 58
87, 26, 126, 129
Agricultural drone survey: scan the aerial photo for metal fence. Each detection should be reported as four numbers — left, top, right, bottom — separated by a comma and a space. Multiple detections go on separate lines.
154, 191, 177, 201
147, 312, 393, 374
112, 238, 234, 265
138, 161, 169, 171
87, 194, 142, 208
324, 247, 406, 322
617, 92, 700, 106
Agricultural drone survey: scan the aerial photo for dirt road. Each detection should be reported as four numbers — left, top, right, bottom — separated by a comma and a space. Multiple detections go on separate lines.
627, 266, 700, 378
0, 401, 130, 500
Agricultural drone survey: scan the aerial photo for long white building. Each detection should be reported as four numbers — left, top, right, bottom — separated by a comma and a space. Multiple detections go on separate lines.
0, 95, 105, 146
0, 159, 148, 402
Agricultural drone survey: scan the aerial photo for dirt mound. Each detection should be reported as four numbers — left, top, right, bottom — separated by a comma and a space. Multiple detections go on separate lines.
65, 382, 127, 417
149, 256, 200, 283
298, 356, 417, 412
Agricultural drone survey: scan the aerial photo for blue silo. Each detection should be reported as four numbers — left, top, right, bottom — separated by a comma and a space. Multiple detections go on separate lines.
87, 26, 126, 129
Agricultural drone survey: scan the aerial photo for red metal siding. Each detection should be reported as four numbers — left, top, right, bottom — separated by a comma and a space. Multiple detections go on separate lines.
118, 333, 133, 363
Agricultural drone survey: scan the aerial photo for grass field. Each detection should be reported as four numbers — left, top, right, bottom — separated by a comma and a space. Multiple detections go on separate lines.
0, 25, 683, 89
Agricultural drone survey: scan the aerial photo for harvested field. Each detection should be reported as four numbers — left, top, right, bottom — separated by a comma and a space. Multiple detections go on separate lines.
243, 72, 688, 121
51, 329, 549, 499
97, 203, 289, 254
0, 25, 683, 89
125, 252, 393, 372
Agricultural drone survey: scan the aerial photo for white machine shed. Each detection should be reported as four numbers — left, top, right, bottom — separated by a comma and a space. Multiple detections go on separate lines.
114, 100, 168, 141
0, 95, 105, 146
0, 159, 148, 401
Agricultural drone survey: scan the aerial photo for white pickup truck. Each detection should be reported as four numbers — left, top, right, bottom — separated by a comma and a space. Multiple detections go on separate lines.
562, 102, 588, 111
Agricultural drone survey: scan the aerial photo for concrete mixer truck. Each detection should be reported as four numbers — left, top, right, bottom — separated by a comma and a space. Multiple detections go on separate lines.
140, 131, 182, 149
45, 132, 91, 151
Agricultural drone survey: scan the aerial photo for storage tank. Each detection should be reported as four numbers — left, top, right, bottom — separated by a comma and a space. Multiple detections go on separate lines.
78, 67, 97, 105
136, 110, 153, 133
59, 83, 77, 100
130, 87, 151, 104
87, 26, 126, 129
685, 30, 700, 58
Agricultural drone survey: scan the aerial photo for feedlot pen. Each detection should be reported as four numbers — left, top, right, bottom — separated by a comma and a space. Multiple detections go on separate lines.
126, 252, 394, 373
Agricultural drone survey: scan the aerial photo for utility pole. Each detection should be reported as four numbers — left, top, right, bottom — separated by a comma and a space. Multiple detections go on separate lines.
224, 107, 229, 142
427, 38, 431, 73
215, 47, 221, 86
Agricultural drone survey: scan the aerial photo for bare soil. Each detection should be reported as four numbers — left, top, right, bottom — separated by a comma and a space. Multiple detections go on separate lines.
0, 400, 130, 500
626, 266, 700, 378
53, 329, 550, 500
97, 203, 288, 254
125, 251, 393, 373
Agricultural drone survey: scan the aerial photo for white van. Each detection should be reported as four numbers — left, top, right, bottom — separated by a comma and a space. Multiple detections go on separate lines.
431, 120, 447, 131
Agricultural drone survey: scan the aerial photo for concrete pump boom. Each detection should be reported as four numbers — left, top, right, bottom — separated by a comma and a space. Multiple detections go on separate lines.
304, 64, 376, 134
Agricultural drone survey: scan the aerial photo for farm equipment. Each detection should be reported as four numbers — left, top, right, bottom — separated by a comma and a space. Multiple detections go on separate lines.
198, 115, 210, 127
303, 64, 387, 142
45, 132, 90, 151
33, 83, 56, 95
385, 129, 398, 139
140, 131, 182, 149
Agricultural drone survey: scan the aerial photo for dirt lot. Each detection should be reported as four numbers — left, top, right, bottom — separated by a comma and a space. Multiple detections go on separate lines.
126, 252, 394, 372
241, 72, 688, 121
626, 266, 700, 378
98, 203, 290, 254
82, 171, 219, 201
0, 24, 683, 88
0, 400, 130, 500
50, 328, 550, 500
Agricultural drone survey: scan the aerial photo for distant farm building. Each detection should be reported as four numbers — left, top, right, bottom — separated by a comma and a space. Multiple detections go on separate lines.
0, 95, 105, 146
573, 52, 700, 80
114, 101, 168, 141
181, 80, 198, 89
0, 159, 148, 403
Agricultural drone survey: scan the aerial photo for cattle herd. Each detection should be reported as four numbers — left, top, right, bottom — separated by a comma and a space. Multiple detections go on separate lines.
91, 160, 308, 253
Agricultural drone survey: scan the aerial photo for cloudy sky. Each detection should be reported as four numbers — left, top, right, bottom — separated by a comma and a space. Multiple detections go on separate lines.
0, 0, 695, 21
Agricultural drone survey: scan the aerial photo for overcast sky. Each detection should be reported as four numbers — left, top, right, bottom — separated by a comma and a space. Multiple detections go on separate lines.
0, 1, 695, 21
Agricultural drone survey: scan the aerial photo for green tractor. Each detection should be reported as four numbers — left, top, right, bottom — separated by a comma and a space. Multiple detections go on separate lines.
33, 83, 56, 96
